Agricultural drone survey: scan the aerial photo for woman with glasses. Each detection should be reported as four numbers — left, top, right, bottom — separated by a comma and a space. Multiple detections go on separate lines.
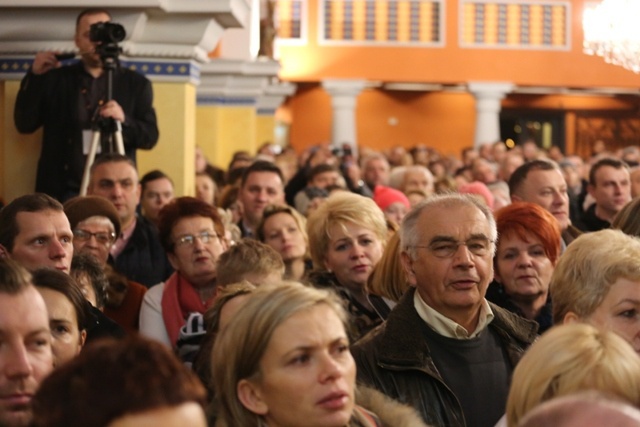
257, 204, 311, 281
139, 197, 229, 348
486, 202, 561, 333
64, 195, 145, 334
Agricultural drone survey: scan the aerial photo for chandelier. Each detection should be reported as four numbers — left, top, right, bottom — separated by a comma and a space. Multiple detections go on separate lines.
583, 0, 640, 73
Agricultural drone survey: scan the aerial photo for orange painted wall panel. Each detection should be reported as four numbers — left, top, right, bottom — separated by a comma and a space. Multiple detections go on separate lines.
273, 0, 640, 155
276, 0, 640, 88
287, 84, 477, 158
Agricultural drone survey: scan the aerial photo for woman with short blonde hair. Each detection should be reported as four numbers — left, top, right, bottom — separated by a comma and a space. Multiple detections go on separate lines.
506, 323, 640, 426
551, 229, 640, 354
306, 191, 389, 341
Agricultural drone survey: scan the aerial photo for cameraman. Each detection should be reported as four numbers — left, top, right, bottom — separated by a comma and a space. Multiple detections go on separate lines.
14, 8, 159, 201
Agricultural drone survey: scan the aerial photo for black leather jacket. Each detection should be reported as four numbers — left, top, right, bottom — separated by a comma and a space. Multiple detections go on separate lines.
109, 216, 173, 288
352, 287, 538, 427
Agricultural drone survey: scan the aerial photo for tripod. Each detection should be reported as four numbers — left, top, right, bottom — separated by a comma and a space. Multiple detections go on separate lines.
79, 55, 125, 196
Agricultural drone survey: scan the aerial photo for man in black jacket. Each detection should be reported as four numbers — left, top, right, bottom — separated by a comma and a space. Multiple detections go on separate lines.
14, 8, 158, 201
88, 153, 172, 287
352, 194, 537, 427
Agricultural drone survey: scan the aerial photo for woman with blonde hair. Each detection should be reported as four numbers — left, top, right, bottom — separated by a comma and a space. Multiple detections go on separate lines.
505, 323, 640, 426
306, 191, 389, 341
550, 229, 640, 353
211, 281, 426, 427
612, 196, 640, 236
366, 232, 407, 307
257, 204, 311, 281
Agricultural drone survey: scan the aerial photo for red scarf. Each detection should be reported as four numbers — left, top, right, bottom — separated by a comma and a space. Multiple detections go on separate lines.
161, 272, 215, 347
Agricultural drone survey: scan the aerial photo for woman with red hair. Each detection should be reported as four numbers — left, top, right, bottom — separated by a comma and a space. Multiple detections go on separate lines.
486, 202, 561, 333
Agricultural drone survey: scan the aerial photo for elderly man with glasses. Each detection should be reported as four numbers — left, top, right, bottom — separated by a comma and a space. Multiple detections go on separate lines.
139, 197, 229, 349
352, 193, 538, 427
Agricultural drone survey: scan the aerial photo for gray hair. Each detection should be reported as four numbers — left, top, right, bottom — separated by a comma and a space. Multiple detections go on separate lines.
400, 193, 497, 259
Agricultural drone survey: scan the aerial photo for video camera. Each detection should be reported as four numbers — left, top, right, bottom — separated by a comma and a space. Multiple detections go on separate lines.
89, 22, 126, 60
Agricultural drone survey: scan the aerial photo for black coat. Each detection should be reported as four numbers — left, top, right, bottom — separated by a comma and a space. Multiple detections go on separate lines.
352, 287, 538, 427
109, 216, 173, 288
14, 62, 158, 200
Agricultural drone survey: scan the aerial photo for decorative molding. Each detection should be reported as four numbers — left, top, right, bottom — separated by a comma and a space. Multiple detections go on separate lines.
197, 96, 257, 106
0, 1, 251, 63
0, 56, 201, 83
197, 58, 289, 106
256, 81, 296, 114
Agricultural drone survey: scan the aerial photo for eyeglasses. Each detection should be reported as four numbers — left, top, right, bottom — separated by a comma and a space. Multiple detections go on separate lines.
73, 229, 117, 245
410, 237, 494, 259
174, 231, 220, 248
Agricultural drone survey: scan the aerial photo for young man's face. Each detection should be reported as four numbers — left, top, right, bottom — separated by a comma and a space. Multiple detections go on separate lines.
239, 172, 284, 226
89, 161, 141, 230
590, 166, 631, 218
4, 210, 74, 273
0, 286, 53, 427
141, 178, 174, 224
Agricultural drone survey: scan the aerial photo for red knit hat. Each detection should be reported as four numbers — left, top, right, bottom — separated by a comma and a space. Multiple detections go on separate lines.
458, 181, 495, 210
373, 186, 411, 211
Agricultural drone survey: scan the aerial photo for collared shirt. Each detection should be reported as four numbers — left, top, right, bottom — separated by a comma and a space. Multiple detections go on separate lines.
110, 217, 137, 259
414, 289, 494, 339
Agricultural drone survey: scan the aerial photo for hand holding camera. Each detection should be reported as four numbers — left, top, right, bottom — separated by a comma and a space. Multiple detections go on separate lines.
32, 51, 63, 75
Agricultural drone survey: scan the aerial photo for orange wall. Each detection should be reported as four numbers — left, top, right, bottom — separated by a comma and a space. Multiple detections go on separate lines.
288, 83, 476, 157
287, 84, 640, 156
277, 0, 640, 89
356, 89, 476, 157
269, 0, 640, 157
287, 83, 333, 148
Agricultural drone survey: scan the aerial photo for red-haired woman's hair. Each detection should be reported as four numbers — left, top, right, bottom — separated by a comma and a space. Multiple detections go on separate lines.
158, 196, 224, 253
495, 202, 561, 264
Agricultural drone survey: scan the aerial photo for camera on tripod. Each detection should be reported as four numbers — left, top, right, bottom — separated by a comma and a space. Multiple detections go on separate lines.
89, 22, 126, 59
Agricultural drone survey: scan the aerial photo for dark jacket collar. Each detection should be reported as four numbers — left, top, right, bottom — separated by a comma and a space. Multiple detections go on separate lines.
374, 287, 538, 368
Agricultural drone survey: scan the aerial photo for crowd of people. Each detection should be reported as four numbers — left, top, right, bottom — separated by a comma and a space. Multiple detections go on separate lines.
5, 7, 640, 427
2, 132, 640, 427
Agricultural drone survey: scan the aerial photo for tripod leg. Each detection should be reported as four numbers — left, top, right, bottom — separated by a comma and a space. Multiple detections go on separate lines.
114, 120, 125, 155
80, 130, 102, 196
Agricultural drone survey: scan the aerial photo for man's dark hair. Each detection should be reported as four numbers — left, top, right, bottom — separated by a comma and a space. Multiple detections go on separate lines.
140, 169, 173, 193
75, 8, 112, 30
90, 153, 136, 175
70, 253, 109, 309
0, 258, 32, 295
508, 159, 559, 197
307, 164, 339, 181
0, 193, 64, 252
589, 158, 629, 186
32, 268, 90, 332
227, 166, 248, 187
240, 160, 284, 188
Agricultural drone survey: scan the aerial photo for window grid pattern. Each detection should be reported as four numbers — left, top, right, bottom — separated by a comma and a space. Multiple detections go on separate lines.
276, 0, 303, 39
461, 1, 569, 49
322, 0, 443, 45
